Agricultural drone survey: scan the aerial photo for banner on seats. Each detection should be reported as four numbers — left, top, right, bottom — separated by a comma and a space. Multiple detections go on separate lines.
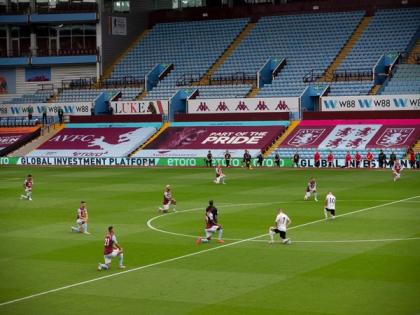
187, 97, 299, 113
321, 95, 420, 111
0, 102, 92, 117
110, 100, 168, 115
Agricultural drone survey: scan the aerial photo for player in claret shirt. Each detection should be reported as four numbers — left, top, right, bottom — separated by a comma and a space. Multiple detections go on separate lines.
214, 164, 226, 184
196, 200, 224, 245
392, 160, 402, 182
304, 177, 318, 201
98, 226, 125, 271
71, 201, 90, 234
158, 185, 176, 213
20, 174, 33, 201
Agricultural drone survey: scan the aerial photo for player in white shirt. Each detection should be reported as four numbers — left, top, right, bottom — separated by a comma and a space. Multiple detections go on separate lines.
268, 208, 292, 244
304, 178, 318, 201
158, 185, 176, 213
214, 164, 226, 184
392, 160, 402, 182
324, 192, 336, 219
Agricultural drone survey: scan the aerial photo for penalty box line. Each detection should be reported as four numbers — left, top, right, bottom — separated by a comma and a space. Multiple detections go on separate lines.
1, 195, 419, 307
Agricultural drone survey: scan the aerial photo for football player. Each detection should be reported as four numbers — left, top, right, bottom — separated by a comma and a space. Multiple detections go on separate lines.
158, 185, 176, 213
304, 177, 318, 201
214, 164, 226, 184
392, 160, 402, 182
196, 201, 224, 244
268, 208, 292, 244
98, 226, 125, 271
20, 174, 33, 201
71, 201, 90, 234
324, 191, 336, 219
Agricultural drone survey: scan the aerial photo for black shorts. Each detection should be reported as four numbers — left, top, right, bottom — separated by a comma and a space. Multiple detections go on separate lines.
272, 228, 286, 239
325, 208, 335, 215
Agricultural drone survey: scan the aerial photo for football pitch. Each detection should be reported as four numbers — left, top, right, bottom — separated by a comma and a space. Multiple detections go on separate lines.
0, 166, 419, 315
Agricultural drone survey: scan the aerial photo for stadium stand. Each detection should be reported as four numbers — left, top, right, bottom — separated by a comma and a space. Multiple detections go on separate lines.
381, 64, 420, 95
55, 87, 143, 102
338, 8, 420, 72
0, 126, 41, 156
106, 18, 250, 100
0, 89, 53, 104
213, 11, 365, 97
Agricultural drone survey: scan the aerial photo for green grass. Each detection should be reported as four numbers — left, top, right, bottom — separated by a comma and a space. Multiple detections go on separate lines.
0, 166, 419, 315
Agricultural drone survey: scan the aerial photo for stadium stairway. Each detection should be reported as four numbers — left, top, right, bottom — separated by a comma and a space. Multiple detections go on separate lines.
101, 29, 150, 82
198, 22, 256, 85
369, 84, 381, 95
8, 124, 65, 157
246, 84, 260, 97
407, 40, 420, 64
263, 120, 299, 158
128, 121, 170, 157
136, 89, 149, 101
320, 15, 372, 81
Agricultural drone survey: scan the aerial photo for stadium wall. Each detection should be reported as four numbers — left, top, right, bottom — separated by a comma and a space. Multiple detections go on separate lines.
100, 1, 158, 70
303, 111, 420, 120
149, 0, 420, 25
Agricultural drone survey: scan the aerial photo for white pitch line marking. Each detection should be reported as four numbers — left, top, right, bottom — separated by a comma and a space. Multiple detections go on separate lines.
1, 195, 419, 307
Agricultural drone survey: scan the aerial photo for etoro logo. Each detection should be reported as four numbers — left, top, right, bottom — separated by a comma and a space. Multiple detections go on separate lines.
196, 102, 210, 112
216, 101, 229, 112
235, 101, 249, 111
275, 100, 289, 111
255, 100, 269, 111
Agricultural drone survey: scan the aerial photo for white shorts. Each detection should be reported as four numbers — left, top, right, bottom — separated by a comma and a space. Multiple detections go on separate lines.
104, 249, 120, 264
162, 203, 170, 211
205, 225, 220, 237
76, 219, 85, 225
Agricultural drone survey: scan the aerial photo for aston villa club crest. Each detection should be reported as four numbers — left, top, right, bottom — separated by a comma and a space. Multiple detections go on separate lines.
287, 129, 325, 147
376, 128, 415, 147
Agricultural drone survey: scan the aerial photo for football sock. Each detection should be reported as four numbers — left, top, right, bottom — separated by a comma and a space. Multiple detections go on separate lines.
314, 192, 318, 200
83, 223, 88, 232
119, 253, 124, 267
71, 226, 79, 232
201, 238, 209, 243
20, 195, 27, 199
269, 228, 275, 241
218, 229, 223, 240
172, 206, 176, 212
324, 209, 328, 219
